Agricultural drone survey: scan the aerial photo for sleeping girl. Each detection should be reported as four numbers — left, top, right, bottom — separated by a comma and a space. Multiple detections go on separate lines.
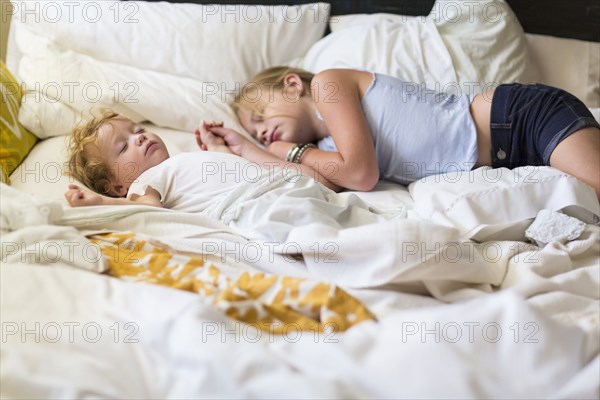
203, 67, 600, 199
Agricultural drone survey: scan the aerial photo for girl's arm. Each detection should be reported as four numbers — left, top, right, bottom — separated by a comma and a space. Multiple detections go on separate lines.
303, 69, 380, 191
204, 127, 342, 191
195, 120, 235, 154
65, 184, 163, 207
242, 144, 344, 192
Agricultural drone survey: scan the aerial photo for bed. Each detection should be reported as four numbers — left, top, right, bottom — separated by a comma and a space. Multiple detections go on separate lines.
1, 0, 599, 398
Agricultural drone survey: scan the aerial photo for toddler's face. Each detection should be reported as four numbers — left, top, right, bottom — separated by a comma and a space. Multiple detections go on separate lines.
90, 117, 169, 196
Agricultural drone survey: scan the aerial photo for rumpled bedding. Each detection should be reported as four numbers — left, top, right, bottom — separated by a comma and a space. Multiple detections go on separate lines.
90, 231, 375, 333
60, 170, 600, 302
1, 177, 599, 397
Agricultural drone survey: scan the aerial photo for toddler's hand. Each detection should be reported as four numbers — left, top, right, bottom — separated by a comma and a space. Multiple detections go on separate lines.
195, 120, 226, 151
207, 126, 256, 157
64, 184, 104, 207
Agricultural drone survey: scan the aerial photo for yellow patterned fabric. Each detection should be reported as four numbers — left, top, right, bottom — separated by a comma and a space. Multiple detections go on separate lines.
89, 232, 375, 333
0, 61, 38, 183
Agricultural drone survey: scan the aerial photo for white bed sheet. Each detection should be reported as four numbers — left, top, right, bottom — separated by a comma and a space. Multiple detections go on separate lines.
2, 260, 598, 398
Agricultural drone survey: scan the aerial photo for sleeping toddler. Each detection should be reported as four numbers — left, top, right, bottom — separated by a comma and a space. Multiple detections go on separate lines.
66, 111, 250, 209
64, 110, 337, 212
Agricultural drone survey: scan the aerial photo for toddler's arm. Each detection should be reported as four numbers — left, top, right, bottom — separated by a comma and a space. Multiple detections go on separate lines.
195, 120, 234, 154
65, 184, 162, 207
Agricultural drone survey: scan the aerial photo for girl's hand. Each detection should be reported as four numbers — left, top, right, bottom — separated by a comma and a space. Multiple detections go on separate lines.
195, 120, 225, 151
64, 184, 104, 207
207, 126, 259, 157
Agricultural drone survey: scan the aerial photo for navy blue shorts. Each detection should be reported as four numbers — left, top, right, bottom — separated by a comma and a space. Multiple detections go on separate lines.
490, 83, 600, 168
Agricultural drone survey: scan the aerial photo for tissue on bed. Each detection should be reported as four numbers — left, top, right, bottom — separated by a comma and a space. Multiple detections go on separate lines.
409, 166, 600, 242
525, 209, 586, 246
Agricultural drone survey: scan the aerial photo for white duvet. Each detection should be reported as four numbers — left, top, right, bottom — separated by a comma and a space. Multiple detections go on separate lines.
2, 167, 599, 397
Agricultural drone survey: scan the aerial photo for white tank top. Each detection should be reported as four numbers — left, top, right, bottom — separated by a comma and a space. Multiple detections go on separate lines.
317, 73, 478, 185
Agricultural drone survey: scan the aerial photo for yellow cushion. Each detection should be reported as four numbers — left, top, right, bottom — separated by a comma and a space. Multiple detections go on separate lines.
1, 61, 38, 184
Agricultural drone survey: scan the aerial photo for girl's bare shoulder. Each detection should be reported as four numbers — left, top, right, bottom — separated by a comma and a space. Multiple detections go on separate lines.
311, 69, 374, 100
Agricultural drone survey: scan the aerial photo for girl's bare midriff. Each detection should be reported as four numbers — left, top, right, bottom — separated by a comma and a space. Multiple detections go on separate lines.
470, 89, 495, 167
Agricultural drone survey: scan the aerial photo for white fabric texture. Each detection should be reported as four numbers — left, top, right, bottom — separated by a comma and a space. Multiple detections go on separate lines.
127, 152, 258, 212
0, 183, 106, 273
299, 17, 458, 93
409, 166, 600, 241
526, 33, 600, 108
3, 260, 598, 398
430, 0, 539, 88
313, 72, 480, 184
8, 1, 330, 137
2, 151, 600, 398
303, 0, 540, 97
359, 73, 478, 184
328, 13, 418, 32
47, 167, 599, 299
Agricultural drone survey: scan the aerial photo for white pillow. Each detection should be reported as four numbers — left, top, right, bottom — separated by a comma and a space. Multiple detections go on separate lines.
408, 167, 600, 242
300, 18, 459, 92
329, 13, 418, 32
306, 0, 539, 96
8, 1, 330, 137
525, 33, 600, 108
431, 0, 539, 88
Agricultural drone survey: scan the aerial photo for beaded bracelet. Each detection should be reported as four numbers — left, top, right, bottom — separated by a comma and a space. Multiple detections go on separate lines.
293, 143, 316, 163
285, 144, 302, 163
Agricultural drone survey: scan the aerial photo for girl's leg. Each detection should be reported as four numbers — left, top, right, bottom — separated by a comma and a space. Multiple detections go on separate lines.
549, 127, 600, 199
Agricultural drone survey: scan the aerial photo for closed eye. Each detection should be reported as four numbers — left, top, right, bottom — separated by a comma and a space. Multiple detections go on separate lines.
249, 113, 263, 137
120, 143, 127, 154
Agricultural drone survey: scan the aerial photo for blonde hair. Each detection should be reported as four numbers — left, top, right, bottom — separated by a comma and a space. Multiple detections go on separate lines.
232, 66, 315, 118
67, 110, 126, 197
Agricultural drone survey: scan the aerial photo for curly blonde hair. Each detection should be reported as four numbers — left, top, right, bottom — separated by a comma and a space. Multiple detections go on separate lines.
231, 66, 315, 118
67, 110, 126, 197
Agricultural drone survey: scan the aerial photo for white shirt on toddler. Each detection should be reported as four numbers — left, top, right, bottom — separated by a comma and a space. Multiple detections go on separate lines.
127, 152, 262, 212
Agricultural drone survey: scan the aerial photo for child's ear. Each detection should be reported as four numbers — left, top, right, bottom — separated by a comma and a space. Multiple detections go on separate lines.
283, 73, 306, 95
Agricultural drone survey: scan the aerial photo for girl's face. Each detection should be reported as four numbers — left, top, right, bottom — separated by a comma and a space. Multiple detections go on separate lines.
238, 83, 318, 146
90, 118, 170, 196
